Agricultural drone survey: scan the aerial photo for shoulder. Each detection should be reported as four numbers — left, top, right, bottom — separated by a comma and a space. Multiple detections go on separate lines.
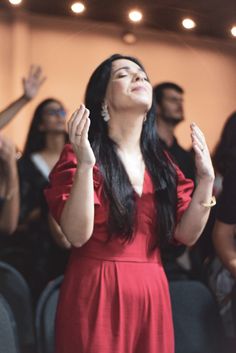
17, 154, 38, 178
50, 144, 101, 187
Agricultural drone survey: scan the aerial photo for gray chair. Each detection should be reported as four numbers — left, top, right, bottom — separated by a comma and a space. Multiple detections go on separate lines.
0, 294, 20, 353
169, 280, 225, 353
35, 276, 63, 353
0, 261, 35, 353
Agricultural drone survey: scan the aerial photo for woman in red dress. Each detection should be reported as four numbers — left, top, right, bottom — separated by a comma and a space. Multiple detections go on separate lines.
45, 54, 215, 353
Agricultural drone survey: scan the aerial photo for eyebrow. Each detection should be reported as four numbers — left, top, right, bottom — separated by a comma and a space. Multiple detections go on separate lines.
113, 66, 145, 75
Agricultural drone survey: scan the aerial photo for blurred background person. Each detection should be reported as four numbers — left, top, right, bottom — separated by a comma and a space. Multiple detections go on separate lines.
0, 65, 45, 235
210, 112, 236, 345
153, 82, 195, 182
0, 98, 70, 304
0, 134, 19, 234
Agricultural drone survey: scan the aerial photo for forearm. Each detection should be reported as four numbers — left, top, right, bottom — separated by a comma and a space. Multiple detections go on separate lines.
0, 95, 30, 129
174, 177, 214, 246
60, 165, 95, 247
213, 222, 236, 279
48, 214, 71, 249
0, 164, 19, 234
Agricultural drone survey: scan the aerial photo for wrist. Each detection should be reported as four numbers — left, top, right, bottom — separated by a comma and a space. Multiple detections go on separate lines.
5, 167, 18, 190
77, 163, 94, 173
21, 93, 31, 103
200, 195, 216, 208
5, 186, 18, 201
6, 162, 18, 180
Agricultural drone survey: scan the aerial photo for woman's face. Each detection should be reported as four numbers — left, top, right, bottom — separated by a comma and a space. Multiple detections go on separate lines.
105, 59, 153, 115
40, 101, 67, 133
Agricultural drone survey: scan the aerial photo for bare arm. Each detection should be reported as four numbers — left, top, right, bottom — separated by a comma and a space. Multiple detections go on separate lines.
213, 221, 236, 279
0, 136, 19, 234
174, 123, 215, 246
0, 65, 46, 129
174, 177, 214, 246
48, 214, 71, 249
0, 95, 30, 130
60, 105, 96, 247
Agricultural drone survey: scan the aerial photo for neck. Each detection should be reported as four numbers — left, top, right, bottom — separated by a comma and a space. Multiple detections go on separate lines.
44, 132, 65, 154
108, 110, 145, 155
156, 118, 175, 147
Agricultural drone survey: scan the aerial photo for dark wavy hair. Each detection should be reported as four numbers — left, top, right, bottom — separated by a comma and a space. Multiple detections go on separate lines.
23, 98, 68, 156
213, 112, 236, 176
85, 54, 178, 249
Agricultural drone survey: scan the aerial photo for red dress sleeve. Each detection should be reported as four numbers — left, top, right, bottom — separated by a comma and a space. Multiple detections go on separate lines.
44, 144, 102, 224
175, 164, 194, 223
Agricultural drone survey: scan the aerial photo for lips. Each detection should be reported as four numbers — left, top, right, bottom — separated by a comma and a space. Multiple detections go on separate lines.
131, 85, 147, 93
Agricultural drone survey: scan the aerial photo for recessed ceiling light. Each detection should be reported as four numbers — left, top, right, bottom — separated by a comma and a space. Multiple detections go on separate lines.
230, 26, 236, 37
71, 2, 85, 14
182, 18, 196, 30
128, 10, 143, 23
122, 31, 137, 44
8, 0, 22, 5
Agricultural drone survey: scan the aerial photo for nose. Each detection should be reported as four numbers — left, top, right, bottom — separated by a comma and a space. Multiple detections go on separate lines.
133, 71, 144, 82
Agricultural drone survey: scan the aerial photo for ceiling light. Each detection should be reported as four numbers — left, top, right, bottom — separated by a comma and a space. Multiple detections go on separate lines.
8, 0, 22, 5
122, 31, 137, 44
231, 26, 236, 37
182, 18, 196, 30
71, 2, 85, 14
128, 10, 143, 23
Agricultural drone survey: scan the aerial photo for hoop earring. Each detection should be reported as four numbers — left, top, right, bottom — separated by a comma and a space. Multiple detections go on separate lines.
101, 102, 110, 122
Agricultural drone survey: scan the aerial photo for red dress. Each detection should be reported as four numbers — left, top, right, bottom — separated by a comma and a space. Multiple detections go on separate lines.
45, 144, 193, 353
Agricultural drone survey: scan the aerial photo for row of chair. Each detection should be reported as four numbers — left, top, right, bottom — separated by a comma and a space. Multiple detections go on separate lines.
0, 260, 228, 353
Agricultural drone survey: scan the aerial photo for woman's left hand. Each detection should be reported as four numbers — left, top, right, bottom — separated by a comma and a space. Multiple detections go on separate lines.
191, 123, 215, 182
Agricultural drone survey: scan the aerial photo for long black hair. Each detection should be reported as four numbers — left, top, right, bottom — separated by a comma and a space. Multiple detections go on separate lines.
213, 112, 236, 176
85, 54, 178, 249
23, 98, 68, 157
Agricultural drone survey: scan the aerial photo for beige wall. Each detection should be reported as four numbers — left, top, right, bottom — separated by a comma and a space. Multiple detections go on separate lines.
0, 12, 236, 151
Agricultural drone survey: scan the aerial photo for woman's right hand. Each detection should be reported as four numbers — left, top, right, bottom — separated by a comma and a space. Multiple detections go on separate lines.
68, 104, 96, 167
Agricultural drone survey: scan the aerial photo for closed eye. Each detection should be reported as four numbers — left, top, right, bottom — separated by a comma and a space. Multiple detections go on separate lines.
117, 74, 127, 78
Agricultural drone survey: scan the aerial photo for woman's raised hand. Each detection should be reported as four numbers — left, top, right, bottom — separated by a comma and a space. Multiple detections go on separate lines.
68, 104, 96, 167
23, 65, 46, 100
190, 123, 215, 182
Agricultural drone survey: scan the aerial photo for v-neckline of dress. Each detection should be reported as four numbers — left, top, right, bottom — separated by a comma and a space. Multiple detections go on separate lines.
133, 169, 147, 199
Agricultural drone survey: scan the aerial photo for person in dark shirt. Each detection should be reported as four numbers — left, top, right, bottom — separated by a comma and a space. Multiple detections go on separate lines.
212, 113, 236, 341
153, 82, 196, 280
153, 82, 195, 182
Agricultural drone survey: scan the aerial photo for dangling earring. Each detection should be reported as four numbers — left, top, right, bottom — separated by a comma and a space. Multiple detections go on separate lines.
143, 114, 147, 123
101, 102, 110, 122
